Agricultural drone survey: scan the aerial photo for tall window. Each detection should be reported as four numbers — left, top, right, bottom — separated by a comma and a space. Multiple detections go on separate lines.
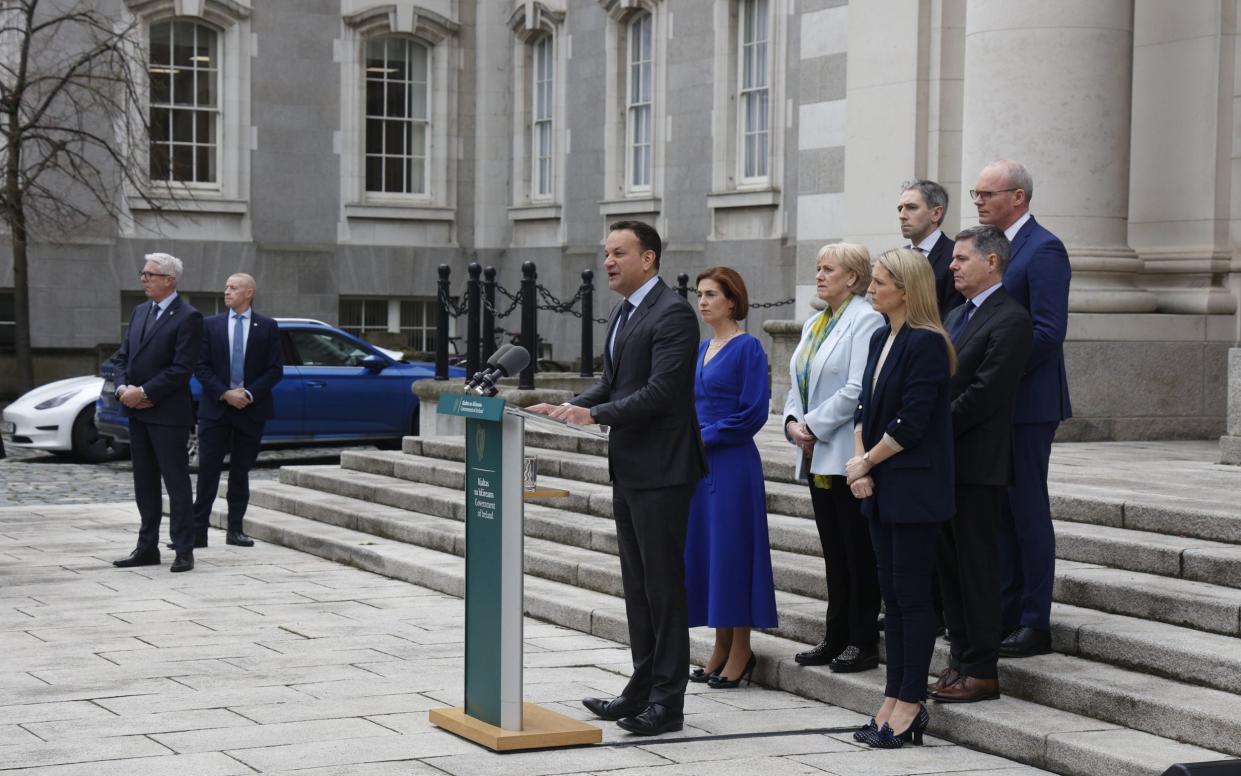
148, 20, 218, 183
739, 0, 769, 182
365, 37, 429, 195
626, 13, 653, 191
532, 36, 554, 199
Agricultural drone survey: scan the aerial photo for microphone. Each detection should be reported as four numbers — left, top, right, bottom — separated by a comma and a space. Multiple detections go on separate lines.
467, 345, 530, 397
465, 343, 514, 391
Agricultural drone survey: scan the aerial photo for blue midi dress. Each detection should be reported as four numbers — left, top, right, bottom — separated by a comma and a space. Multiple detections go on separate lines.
684, 333, 778, 628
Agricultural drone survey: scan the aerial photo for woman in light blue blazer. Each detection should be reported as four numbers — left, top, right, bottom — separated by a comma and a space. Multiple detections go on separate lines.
783, 243, 886, 672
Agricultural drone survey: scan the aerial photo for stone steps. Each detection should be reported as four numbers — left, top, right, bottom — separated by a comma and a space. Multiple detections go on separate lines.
247, 458, 1241, 759
201, 495, 1226, 776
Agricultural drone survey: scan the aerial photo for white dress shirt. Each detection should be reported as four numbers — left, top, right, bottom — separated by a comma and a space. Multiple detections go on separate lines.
1004, 212, 1032, 242
609, 274, 660, 357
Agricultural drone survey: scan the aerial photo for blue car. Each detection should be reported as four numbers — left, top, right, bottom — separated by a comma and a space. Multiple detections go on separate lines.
96, 318, 463, 451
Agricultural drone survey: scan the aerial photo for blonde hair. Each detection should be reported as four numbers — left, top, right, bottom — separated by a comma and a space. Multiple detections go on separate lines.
815, 242, 872, 294
874, 248, 957, 374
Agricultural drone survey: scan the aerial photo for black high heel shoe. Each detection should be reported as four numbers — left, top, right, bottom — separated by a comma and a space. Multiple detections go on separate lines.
707, 652, 757, 689
866, 704, 930, 748
852, 718, 877, 742
689, 662, 724, 683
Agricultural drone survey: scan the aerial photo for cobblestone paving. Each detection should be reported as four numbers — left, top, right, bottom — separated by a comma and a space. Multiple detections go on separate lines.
0, 503, 1050, 775
0, 445, 352, 507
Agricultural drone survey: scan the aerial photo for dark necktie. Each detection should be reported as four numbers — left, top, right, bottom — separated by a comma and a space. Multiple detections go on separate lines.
140, 303, 159, 340
949, 300, 975, 343
611, 300, 634, 357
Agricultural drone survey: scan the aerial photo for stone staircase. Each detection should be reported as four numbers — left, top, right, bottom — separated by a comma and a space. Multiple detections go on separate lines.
204, 420, 1241, 776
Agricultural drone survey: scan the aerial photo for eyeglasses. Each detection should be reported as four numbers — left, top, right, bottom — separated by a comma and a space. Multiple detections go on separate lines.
969, 188, 1019, 202
138, 271, 172, 280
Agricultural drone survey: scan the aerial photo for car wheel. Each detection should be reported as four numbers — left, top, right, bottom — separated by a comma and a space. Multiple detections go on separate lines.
71, 407, 129, 463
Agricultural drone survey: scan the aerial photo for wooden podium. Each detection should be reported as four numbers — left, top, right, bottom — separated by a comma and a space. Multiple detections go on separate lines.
428, 394, 604, 751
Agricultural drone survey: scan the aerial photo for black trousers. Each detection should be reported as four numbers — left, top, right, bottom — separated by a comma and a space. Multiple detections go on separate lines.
869, 516, 941, 703
128, 416, 193, 554
193, 416, 264, 537
614, 481, 697, 713
938, 483, 1003, 679
810, 477, 880, 652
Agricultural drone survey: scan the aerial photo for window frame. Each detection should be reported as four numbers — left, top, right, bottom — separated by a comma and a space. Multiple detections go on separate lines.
363, 35, 432, 198
531, 34, 555, 201
624, 12, 654, 194
736, 0, 770, 186
146, 18, 222, 188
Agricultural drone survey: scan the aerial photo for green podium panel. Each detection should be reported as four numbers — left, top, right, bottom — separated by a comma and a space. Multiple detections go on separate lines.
438, 394, 523, 730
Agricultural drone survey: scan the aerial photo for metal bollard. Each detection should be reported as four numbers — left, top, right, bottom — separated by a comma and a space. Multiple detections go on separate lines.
482, 266, 497, 363
519, 261, 537, 390
465, 262, 481, 378
435, 264, 450, 381
580, 269, 594, 377
676, 273, 690, 299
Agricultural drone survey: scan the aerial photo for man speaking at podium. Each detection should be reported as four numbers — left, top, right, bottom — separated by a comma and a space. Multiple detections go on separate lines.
530, 220, 706, 736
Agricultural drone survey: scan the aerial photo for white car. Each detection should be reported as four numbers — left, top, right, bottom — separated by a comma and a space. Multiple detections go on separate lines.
1, 375, 128, 462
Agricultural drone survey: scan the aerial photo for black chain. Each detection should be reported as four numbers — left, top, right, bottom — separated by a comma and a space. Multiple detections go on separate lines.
438, 287, 468, 318
483, 284, 523, 319
749, 297, 796, 309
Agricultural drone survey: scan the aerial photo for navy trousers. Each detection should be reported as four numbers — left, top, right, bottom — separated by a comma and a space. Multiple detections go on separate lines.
193, 415, 263, 537
868, 516, 941, 703
128, 416, 193, 554
999, 422, 1058, 633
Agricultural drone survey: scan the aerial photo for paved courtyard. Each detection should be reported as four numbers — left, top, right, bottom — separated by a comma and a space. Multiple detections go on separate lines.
0, 502, 1050, 775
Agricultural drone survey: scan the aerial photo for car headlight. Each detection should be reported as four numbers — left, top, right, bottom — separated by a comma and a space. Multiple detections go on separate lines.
35, 391, 78, 410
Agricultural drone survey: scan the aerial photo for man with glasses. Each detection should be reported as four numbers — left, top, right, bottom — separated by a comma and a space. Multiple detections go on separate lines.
111, 253, 203, 573
971, 159, 1072, 658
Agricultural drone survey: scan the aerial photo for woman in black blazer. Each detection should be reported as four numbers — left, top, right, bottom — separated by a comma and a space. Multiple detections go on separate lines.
845, 248, 956, 749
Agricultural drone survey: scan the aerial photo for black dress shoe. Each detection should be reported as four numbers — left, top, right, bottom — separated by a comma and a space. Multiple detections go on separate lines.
169, 553, 194, 573
794, 639, 843, 666
113, 548, 160, 568
226, 531, 254, 547
829, 645, 879, 673
582, 696, 647, 721
616, 703, 683, 736
999, 626, 1052, 657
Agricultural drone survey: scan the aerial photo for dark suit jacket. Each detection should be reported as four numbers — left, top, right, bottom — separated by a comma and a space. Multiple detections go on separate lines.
113, 295, 203, 427
855, 325, 954, 523
572, 278, 707, 490
1002, 216, 1072, 424
927, 232, 965, 320
945, 288, 1032, 486
195, 310, 284, 428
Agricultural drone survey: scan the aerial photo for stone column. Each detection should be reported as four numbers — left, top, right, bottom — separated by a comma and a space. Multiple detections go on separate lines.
1222, 348, 1241, 464
960, 0, 1157, 313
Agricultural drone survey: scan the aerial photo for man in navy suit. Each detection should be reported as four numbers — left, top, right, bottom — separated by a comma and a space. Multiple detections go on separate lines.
191, 273, 283, 548
972, 159, 1072, 657
899, 179, 964, 320
112, 253, 203, 572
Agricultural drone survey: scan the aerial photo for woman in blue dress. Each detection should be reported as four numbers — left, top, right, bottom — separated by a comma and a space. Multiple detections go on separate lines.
685, 266, 778, 689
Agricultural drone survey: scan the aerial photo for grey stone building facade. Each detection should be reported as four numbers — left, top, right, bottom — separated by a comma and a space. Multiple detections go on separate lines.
2, 0, 1238, 441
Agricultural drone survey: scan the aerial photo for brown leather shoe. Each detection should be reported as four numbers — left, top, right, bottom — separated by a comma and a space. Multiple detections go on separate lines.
930, 675, 1000, 703
927, 667, 960, 695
